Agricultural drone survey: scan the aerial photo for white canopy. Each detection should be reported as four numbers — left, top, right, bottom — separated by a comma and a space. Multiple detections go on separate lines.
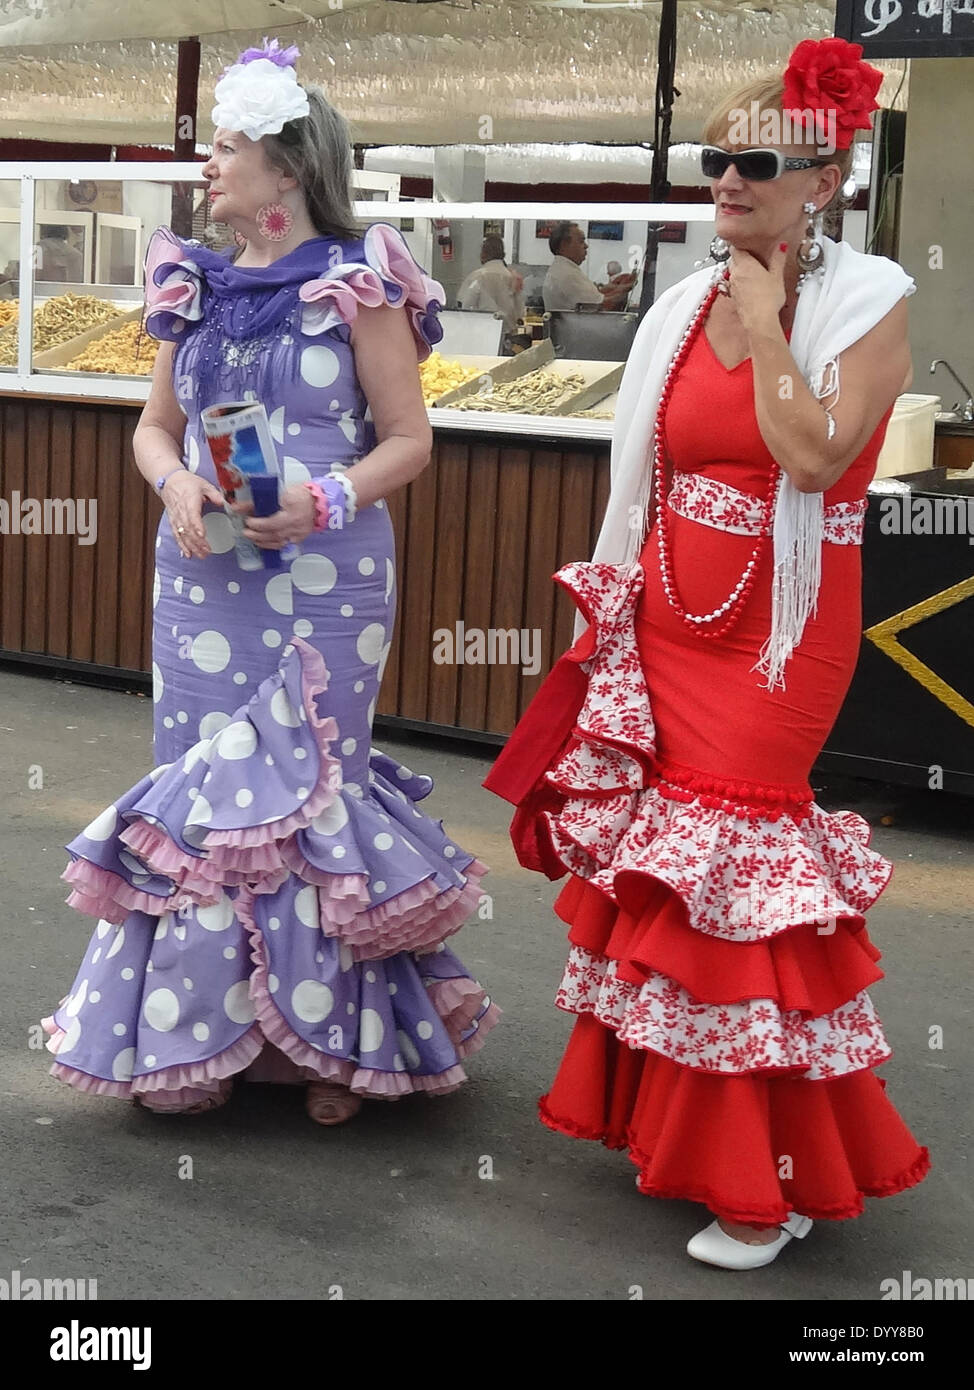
0, 1, 908, 148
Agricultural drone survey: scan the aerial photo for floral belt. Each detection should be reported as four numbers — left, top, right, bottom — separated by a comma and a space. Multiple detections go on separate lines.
667, 471, 867, 546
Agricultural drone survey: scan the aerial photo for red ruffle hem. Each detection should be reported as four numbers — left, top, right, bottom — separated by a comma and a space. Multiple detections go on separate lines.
484, 559, 931, 1229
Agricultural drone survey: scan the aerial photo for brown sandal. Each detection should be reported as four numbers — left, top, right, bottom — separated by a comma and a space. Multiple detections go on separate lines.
305, 1080, 363, 1126
135, 1079, 233, 1114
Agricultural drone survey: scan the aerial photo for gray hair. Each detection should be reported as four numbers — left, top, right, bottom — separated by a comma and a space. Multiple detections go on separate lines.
261, 86, 363, 242
548, 221, 575, 256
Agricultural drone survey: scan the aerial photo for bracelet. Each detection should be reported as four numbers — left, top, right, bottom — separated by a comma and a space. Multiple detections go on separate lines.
325, 469, 358, 524
302, 479, 332, 532
155, 466, 185, 494
302, 477, 348, 532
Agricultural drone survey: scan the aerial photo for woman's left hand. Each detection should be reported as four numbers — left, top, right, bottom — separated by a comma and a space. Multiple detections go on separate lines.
725, 243, 788, 336
232, 483, 317, 549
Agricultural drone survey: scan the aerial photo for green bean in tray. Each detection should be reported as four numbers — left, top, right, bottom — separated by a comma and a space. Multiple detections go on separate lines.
453, 366, 587, 414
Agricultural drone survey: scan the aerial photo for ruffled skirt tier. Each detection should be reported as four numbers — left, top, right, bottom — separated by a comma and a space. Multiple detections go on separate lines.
485, 559, 929, 1226
539, 874, 930, 1226
43, 637, 499, 1106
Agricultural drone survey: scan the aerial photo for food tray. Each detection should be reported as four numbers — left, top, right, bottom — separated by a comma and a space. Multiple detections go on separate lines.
33, 306, 146, 371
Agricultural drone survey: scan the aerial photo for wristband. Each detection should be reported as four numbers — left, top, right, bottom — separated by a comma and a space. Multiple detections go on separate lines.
325, 469, 358, 524
155, 466, 185, 494
302, 477, 346, 532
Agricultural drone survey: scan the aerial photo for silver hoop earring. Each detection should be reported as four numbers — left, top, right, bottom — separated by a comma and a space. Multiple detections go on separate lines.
796, 200, 824, 287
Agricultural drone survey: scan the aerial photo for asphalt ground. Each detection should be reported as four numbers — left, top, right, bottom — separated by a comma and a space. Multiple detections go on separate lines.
1, 665, 971, 1303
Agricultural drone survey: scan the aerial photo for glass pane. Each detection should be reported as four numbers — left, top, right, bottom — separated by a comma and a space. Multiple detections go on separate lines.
24, 178, 174, 376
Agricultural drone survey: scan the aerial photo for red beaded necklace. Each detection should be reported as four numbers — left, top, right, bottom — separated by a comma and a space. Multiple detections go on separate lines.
652, 277, 782, 639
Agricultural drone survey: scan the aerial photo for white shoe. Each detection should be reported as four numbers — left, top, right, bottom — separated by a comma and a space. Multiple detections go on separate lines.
686, 1212, 813, 1269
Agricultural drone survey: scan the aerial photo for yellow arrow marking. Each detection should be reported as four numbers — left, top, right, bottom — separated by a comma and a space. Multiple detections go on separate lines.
864, 574, 974, 729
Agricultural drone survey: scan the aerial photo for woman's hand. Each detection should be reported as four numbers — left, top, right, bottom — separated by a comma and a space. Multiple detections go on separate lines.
725, 243, 788, 338
163, 470, 225, 559
233, 483, 317, 549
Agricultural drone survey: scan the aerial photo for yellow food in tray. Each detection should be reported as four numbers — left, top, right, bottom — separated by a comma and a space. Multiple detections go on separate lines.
0, 293, 122, 365
418, 351, 483, 406
0, 300, 17, 328
65, 319, 159, 375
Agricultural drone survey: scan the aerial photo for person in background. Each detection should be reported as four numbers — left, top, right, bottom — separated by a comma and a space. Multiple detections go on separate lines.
457, 234, 524, 337
542, 222, 635, 312
35, 226, 84, 283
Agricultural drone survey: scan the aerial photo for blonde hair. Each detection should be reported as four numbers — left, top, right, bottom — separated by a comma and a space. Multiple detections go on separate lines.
702, 77, 855, 228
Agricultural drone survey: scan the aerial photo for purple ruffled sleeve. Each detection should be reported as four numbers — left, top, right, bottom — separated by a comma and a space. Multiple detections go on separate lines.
143, 225, 205, 342
297, 222, 445, 362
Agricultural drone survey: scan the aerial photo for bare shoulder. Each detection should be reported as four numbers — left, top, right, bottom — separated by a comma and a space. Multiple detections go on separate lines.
347, 302, 430, 444
137, 339, 187, 439
348, 298, 414, 351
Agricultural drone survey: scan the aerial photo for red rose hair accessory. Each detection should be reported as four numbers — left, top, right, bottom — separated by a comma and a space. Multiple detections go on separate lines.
782, 37, 883, 151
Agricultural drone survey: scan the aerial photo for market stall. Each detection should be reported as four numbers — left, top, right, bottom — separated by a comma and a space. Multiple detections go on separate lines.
0, 161, 971, 792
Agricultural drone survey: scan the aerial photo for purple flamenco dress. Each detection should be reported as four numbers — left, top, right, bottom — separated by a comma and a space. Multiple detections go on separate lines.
41, 221, 499, 1109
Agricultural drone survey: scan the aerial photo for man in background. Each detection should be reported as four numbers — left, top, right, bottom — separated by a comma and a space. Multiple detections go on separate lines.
35, 226, 84, 283
542, 223, 635, 312
457, 234, 525, 337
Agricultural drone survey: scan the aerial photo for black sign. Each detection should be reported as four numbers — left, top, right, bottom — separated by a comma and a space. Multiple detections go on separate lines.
835, 0, 974, 57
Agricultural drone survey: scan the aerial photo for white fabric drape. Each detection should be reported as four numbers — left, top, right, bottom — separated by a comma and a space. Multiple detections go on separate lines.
574, 239, 916, 688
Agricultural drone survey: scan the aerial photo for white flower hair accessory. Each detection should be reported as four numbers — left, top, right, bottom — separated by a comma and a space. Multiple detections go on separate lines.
212, 38, 310, 142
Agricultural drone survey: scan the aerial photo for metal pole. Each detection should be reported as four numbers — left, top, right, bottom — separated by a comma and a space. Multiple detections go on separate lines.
639, 0, 678, 319
171, 36, 201, 238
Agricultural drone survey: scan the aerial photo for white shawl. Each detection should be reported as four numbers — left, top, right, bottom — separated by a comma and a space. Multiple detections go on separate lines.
576, 238, 916, 688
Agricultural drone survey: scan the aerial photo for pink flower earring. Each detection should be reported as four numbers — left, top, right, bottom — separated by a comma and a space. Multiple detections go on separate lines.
256, 201, 293, 241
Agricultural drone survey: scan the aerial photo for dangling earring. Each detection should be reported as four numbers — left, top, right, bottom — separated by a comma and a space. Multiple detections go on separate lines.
256, 201, 294, 242
796, 200, 824, 288
707, 234, 732, 293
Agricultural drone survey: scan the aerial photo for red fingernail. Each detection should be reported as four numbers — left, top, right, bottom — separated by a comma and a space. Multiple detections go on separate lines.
779, 242, 788, 251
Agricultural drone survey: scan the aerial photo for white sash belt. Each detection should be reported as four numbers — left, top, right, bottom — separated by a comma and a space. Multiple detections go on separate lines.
667, 472, 866, 546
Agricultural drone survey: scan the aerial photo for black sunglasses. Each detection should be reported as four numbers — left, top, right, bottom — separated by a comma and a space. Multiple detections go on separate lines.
700, 145, 829, 182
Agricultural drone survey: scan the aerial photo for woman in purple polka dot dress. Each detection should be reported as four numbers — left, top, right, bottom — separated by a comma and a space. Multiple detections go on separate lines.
41, 47, 498, 1124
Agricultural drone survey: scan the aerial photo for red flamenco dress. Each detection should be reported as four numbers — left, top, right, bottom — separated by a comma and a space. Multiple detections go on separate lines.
484, 312, 930, 1228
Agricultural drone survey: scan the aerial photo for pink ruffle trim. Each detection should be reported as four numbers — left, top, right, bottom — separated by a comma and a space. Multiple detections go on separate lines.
41, 896, 500, 1104
298, 223, 445, 364
62, 858, 189, 926
302, 855, 490, 960
235, 884, 501, 1099
424, 975, 501, 1049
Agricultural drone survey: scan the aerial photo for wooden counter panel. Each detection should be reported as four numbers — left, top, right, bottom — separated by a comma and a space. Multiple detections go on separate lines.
456, 443, 499, 732
376, 433, 611, 735
0, 395, 153, 674
1, 396, 611, 735
934, 431, 974, 473
1, 399, 27, 653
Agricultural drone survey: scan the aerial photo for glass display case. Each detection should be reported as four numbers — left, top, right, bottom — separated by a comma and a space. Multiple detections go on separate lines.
0, 159, 714, 435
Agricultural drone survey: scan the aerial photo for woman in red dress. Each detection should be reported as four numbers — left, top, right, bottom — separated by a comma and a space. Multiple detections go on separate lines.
484, 38, 930, 1268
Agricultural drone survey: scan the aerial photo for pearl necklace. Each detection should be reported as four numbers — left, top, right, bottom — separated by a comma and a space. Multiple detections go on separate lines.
652, 277, 781, 639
